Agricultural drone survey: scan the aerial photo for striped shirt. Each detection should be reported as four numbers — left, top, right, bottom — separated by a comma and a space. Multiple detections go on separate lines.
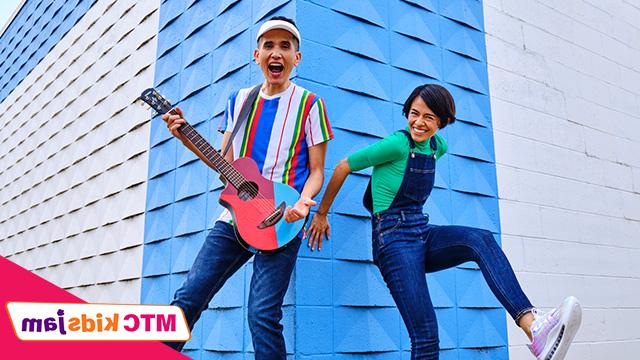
217, 82, 333, 222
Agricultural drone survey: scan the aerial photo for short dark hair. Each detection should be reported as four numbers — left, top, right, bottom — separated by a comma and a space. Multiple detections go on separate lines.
402, 84, 456, 129
257, 16, 300, 50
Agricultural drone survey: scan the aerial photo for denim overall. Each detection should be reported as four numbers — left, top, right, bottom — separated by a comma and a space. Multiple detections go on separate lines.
364, 130, 533, 360
363, 130, 437, 216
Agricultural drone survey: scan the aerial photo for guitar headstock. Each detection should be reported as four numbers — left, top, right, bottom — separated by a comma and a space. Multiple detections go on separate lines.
138, 88, 174, 115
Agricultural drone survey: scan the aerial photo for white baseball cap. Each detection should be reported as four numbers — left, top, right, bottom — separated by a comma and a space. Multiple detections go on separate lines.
256, 19, 301, 44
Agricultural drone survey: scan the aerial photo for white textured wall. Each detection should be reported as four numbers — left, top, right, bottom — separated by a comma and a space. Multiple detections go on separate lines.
484, 0, 640, 359
0, 0, 159, 303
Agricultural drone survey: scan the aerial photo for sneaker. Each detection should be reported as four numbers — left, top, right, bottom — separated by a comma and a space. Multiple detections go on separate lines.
527, 296, 582, 360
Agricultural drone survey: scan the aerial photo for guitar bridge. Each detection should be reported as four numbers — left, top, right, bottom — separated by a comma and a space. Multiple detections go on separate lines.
258, 201, 286, 229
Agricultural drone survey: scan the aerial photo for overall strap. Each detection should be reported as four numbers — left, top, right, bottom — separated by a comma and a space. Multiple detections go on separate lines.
399, 129, 438, 153
429, 135, 438, 152
222, 84, 261, 157
399, 130, 416, 149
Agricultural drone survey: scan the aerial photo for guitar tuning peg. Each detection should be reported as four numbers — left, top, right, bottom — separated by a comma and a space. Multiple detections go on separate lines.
134, 97, 147, 107
135, 98, 159, 117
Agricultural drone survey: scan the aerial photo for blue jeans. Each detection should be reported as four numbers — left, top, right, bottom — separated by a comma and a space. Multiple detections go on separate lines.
167, 221, 301, 359
372, 210, 533, 360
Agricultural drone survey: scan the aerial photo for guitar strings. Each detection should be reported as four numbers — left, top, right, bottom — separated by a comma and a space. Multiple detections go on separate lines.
180, 125, 281, 215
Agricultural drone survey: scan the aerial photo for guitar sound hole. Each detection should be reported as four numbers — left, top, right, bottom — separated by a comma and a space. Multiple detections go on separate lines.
237, 181, 259, 201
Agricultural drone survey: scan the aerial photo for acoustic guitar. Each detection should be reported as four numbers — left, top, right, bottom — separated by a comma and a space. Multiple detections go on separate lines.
139, 88, 305, 252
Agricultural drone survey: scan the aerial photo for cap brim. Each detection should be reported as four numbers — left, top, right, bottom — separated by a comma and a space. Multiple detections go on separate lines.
256, 20, 301, 44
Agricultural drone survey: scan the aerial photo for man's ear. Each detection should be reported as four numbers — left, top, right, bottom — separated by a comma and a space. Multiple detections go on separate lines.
294, 51, 302, 67
253, 48, 260, 64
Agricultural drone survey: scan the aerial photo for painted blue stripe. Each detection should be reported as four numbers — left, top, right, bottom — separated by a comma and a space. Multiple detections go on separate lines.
143, 0, 505, 358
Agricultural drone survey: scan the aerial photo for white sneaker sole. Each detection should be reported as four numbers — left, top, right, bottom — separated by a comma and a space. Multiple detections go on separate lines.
544, 296, 582, 360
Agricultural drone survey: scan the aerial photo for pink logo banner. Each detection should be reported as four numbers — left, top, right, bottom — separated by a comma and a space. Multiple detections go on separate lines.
0, 256, 189, 359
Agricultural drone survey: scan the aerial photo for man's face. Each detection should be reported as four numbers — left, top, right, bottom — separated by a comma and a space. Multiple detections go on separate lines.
254, 29, 301, 88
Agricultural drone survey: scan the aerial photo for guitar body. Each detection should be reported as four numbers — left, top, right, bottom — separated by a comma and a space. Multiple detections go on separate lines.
219, 157, 305, 252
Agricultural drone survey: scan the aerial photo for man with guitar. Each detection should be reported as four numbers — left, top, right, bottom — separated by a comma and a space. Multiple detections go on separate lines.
161, 16, 333, 357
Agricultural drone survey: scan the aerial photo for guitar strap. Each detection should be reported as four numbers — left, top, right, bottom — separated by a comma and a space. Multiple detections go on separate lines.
222, 84, 262, 158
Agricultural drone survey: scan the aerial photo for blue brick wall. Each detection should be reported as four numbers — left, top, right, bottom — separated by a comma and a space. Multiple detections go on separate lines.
0, 0, 96, 102
142, 0, 507, 359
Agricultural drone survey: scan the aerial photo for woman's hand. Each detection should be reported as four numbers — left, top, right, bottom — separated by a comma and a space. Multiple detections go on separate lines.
306, 212, 330, 251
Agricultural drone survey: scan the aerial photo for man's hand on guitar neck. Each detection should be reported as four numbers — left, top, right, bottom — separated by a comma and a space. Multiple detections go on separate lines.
284, 196, 317, 223
162, 107, 221, 173
162, 107, 187, 143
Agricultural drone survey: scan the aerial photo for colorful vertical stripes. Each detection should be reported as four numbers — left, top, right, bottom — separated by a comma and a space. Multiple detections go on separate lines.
316, 98, 333, 142
239, 96, 263, 157
221, 84, 333, 193
283, 90, 314, 187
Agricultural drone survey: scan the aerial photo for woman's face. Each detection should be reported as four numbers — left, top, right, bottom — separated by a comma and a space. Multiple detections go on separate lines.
407, 96, 440, 142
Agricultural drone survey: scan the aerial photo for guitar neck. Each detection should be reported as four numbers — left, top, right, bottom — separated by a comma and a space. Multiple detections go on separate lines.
169, 109, 244, 188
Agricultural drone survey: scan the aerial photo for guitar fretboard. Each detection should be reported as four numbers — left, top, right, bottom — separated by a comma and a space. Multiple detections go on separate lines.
171, 110, 247, 189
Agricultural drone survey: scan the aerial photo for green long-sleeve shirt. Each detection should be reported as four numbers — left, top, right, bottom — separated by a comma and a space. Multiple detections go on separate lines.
347, 131, 447, 214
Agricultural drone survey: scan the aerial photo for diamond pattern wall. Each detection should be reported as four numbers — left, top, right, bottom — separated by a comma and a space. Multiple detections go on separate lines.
0, 0, 97, 103
0, 0, 160, 304
143, 0, 506, 358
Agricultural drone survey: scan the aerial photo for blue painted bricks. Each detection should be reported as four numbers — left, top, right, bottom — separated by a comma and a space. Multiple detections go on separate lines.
0, 0, 97, 102
143, 0, 507, 358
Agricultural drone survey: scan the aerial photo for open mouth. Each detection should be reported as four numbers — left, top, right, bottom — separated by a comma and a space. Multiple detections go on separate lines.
268, 63, 284, 76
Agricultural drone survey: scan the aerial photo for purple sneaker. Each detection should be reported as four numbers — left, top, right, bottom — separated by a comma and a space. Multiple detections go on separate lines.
528, 296, 582, 360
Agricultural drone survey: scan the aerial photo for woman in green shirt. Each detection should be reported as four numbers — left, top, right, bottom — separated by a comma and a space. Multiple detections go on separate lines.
305, 84, 582, 360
